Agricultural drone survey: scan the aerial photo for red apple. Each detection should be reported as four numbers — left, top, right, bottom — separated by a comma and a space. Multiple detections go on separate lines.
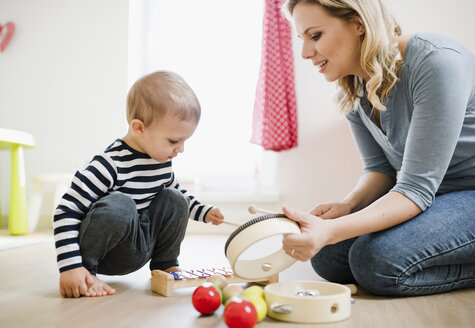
223, 297, 258, 328
192, 283, 222, 315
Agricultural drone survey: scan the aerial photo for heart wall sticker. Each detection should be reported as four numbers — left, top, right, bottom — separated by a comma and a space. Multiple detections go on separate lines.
0, 22, 16, 53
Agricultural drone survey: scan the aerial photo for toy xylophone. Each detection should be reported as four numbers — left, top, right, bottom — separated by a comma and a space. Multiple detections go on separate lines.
151, 266, 279, 296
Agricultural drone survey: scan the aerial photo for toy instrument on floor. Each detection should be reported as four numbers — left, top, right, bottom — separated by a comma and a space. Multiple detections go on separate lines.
151, 204, 355, 324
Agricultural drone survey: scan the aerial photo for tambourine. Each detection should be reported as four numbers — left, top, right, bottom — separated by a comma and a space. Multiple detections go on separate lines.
224, 206, 301, 280
223, 205, 355, 324
264, 281, 352, 323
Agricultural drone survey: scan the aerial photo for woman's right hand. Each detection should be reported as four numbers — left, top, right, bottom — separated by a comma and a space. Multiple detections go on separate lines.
309, 202, 352, 219
282, 206, 336, 261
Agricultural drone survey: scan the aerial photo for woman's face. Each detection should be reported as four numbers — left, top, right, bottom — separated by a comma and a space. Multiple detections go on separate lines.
292, 2, 367, 82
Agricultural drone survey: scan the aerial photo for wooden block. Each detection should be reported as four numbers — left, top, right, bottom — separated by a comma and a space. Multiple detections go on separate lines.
151, 270, 174, 297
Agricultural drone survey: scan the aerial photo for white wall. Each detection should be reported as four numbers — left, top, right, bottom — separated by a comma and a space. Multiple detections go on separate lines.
0, 0, 129, 227
1, 0, 474, 228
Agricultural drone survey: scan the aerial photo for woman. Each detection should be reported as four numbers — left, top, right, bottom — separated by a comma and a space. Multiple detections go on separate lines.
281, 0, 475, 296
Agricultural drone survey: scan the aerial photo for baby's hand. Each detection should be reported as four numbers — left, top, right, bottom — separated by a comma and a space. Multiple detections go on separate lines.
59, 267, 95, 298
205, 208, 224, 225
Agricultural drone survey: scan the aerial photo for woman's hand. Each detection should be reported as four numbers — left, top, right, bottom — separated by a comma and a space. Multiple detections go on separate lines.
282, 206, 336, 261
309, 202, 352, 219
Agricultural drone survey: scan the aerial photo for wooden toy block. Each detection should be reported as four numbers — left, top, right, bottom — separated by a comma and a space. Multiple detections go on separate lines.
151, 267, 279, 297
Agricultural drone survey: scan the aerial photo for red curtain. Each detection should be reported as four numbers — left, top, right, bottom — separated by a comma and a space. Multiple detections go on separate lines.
251, 0, 298, 151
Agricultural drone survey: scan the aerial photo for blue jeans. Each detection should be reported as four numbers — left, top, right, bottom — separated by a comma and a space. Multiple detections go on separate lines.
78, 188, 190, 275
310, 190, 475, 296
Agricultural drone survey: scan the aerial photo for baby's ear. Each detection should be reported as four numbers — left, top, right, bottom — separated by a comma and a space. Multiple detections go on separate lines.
130, 119, 146, 136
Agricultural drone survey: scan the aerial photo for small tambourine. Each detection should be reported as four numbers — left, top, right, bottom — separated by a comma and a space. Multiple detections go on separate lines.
224, 206, 301, 280
264, 281, 352, 323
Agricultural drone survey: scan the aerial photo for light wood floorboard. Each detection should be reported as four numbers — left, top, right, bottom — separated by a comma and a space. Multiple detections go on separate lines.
0, 234, 474, 328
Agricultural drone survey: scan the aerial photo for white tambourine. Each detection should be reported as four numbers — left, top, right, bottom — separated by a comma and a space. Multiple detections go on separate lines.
224, 214, 301, 280
264, 281, 352, 323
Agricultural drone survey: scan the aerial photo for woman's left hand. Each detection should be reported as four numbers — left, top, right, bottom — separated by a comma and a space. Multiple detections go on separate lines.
282, 206, 335, 261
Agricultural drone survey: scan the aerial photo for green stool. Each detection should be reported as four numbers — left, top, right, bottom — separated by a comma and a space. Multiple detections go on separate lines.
0, 128, 35, 235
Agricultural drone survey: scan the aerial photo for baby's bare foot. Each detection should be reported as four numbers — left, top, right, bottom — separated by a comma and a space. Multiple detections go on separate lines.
164, 266, 180, 273
86, 276, 116, 297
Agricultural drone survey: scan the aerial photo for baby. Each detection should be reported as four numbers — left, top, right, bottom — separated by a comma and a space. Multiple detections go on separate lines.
54, 71, 224, 297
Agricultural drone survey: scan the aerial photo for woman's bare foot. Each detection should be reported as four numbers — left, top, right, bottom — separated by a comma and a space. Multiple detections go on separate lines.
85, 276, 116, 297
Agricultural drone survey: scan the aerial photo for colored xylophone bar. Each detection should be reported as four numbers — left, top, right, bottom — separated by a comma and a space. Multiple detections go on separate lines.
151, 266, 279, 297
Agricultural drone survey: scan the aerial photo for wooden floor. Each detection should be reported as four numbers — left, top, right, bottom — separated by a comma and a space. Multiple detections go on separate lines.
0, 233, 474, 328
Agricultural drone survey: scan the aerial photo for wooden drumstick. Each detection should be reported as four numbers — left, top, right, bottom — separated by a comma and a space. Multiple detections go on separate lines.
248, 204, 276, 215
345, 284, 357, 295
221, 220, 242, 227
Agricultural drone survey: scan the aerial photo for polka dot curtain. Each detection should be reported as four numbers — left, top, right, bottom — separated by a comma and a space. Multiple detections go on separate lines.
251, 0, 298, 151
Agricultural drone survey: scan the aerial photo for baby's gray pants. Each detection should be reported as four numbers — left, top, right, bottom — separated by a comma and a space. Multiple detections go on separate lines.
78, 188, 190, 275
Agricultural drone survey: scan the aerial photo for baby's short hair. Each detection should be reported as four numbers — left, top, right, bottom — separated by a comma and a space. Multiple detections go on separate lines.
126, 71, 201, 126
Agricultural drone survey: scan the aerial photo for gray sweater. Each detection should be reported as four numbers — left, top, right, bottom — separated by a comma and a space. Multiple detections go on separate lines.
347, 33, 475, 211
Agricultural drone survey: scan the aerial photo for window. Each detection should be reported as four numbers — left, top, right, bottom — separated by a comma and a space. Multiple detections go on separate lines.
129, 0, 277, 195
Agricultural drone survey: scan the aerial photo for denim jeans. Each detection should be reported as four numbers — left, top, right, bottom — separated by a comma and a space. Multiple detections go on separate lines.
78, 188, 190, 275
310, 190, 475, 296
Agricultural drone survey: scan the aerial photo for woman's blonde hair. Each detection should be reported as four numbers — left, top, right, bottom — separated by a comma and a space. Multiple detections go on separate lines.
126, 71, 201, 126
283, 0, 402, 113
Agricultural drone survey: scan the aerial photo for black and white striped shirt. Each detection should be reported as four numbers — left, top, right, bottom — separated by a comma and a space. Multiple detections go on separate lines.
53, 139, 211, 273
